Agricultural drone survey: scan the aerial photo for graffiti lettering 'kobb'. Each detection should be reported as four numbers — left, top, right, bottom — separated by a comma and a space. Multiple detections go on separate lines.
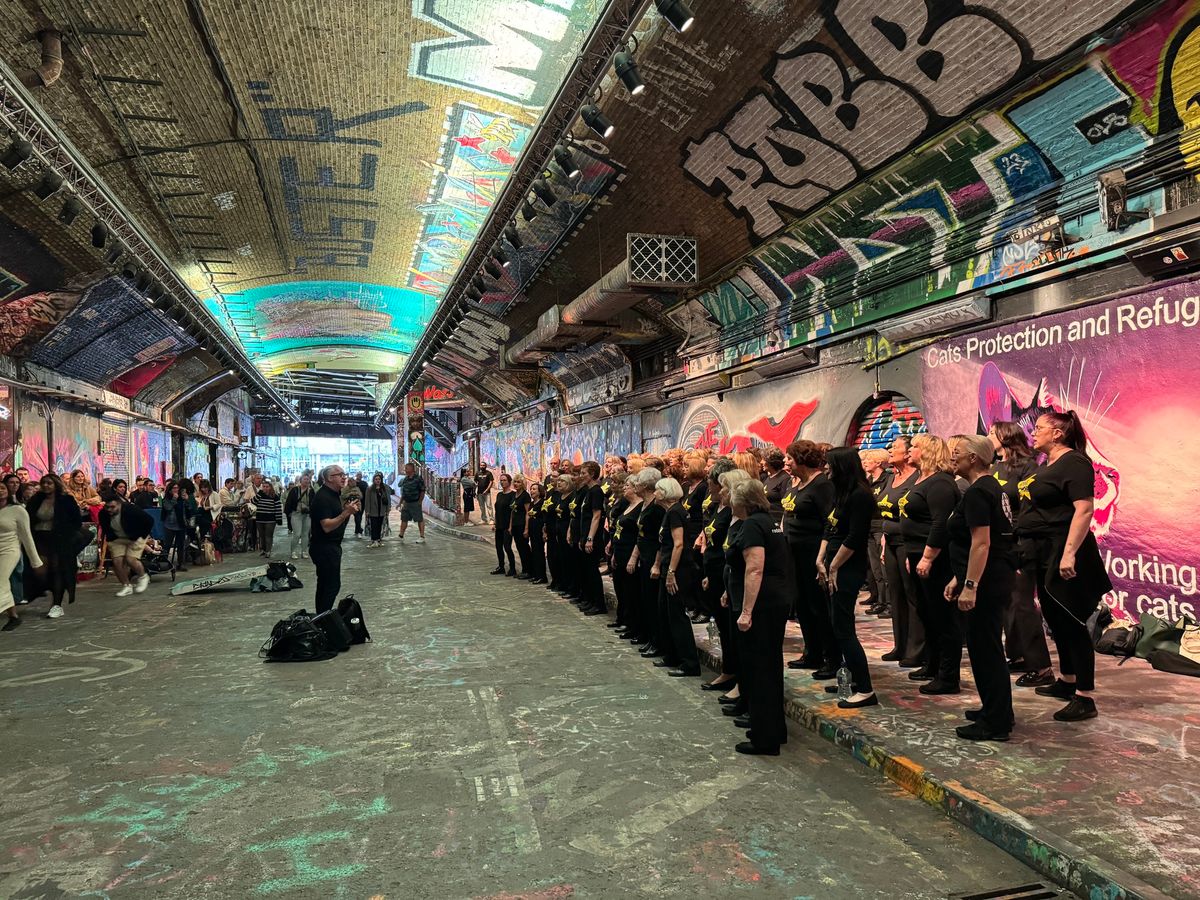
684, 1, 1139, 239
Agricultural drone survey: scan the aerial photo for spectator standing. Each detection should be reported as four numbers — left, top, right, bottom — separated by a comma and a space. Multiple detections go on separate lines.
475, 462, 495, 525
99, 497, 153, 597
459, 468, 477, 524
284, 471, 315, 559
397, 463, 427, 543
353, 472, 369, 538
254, 481, 283, 557
0, 480, 44, 630
309, 466, 359, 614
26, 474, 83, 619
161, 481, 195, 572
364, 472, 393, 547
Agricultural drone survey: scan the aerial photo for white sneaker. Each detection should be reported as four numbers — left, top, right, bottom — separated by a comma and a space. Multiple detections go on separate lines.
134, 574, 150, 594
116, 585, 133, 597
291, 552, 299, 560
301, 551, 308, 559
415, 537, 425, 544
47, 605, 64, 619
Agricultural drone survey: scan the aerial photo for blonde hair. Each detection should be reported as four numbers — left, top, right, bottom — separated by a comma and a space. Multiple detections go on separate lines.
859, 448, 888, 471
718, 468, 753, 493
912, 434, 952, 475
730, 451, 759, 479
954, 434, 994, 466
627, 454, 644, 475
512, 474, 527, 490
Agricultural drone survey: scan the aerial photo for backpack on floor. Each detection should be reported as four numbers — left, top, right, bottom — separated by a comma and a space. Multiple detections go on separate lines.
1096, 623, 1142, 661
312, 609, 353, 653
337, 594, 372, 645
259, 610, 337, 662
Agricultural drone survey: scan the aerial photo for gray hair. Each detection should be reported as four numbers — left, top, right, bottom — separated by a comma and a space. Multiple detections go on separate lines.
718, 468, 753, 493
631, 467, 661, 491
318, 465, 343, 485
729, 478, 770, 514
654, 476, 684, 502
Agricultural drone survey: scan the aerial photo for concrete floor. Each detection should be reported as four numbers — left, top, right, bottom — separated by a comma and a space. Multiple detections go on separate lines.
0, 530, 1048, 899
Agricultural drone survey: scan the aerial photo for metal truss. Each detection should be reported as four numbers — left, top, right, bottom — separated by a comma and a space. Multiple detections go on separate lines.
0, 57, 300, 424
374, 0, 654, 426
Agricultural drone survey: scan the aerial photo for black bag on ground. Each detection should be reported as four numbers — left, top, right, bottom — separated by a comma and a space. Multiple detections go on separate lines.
337, 594, 371, 645
1148, 649, 1200, 677
259, 610, 337, 662
312, 609, 353, 653
1096, 624, 1142, 661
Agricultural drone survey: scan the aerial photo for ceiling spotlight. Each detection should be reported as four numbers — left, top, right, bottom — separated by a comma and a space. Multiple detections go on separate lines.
580, 103, 614, 139
0, 137, 32, 170
91, 221, 109, 249
553, 144, 580, 179
471, 274, 487, 294
33, 170, 64, 200
655, 0, 695, 32
58, 195, 84, 225
421, 361, 429, 369
504, 224, 522, 248
466, 286, 483, 302
532, 178, 557, 207
226, 369, 235, 376
104, 244, 122, 265
495, 247, 511, 269
484, 258, 504, 280
521, 200, 539, 222
614, 51, 645, 96
136, 271, 153, 293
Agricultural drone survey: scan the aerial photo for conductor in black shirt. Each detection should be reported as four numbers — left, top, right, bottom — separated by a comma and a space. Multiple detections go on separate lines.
309, 466, 359, 614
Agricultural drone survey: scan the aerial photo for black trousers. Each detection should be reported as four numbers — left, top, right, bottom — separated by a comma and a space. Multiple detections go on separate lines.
513, 529, 531, 573
737, 598, 789, 748
558, 534, 578, 593
658, 565, 699, 670
310, 542, 342, 614
884, 536, 925, 660
1031, 552, 1101, 692
909, 551, 961, 684
636, 554, 658, 645
703, 563, 736, 676
529, 531, 546, 580
966, 567, 1016, 731
1004, 568, 1052, 670
353, 509, 364, 535
828, 556, 872, 693
789, 538, 837, 667
612, 553, 635, 625
579, 544, 604, 608
369, 515, 384, 541
30, 533, 78, 606
495, 527, 515, 572
546, 529, 559, 586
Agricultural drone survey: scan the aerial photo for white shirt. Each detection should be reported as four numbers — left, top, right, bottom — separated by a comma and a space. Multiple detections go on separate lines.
0, 504, 43, 567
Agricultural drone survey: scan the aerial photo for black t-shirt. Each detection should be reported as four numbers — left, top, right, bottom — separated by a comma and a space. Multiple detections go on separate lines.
878, 469, 917, 537
703, 505, 733, 568
636, 502, 665, 557
991, 457, 1036, 516
607, 496, 629, 536
681, 481, 709, 543
511, 490, 530, 532
724, 511, 792, 612
577, 483, 605, 545
781, 473, 835, 544
948, 475, 1016, 582
132, 490, 159, 510
556, 490, 573, 539
899, 471, 960, 555
494, 490, 514, 532
528, 494, 543, 533
309, 484, 348, 546
611, 501, 641, 562
868, 472, 888, 526
1014, 450, 1093, 536
824, 485, 876, 556
763, 470, 790, 520
475, 470, 495, 495
658, 502, 691, 567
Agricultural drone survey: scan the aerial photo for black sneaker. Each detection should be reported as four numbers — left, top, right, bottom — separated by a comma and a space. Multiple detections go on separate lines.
1016, 671, 1055, 688
956, 722, 1010, 742
1053, 696, 1098, 722
964, 708, 1015, 729
1035, 678, 1077, 700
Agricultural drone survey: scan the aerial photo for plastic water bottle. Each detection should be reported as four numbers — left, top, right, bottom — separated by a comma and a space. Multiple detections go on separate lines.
836, 666, 852, 701
706, 619, 718, 644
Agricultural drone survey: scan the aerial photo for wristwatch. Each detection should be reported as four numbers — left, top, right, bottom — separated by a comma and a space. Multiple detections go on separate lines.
963, 579, 978, 590
668, 569, 676, 576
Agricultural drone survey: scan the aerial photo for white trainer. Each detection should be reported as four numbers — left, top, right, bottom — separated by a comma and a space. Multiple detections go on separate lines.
47, 605, 64, 619
291, 552, 299, 560
134, 574, 150, 594
116, 585, 133, 597
414, 537, 426, 544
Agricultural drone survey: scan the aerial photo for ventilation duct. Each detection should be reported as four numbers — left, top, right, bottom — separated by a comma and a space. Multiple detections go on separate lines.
19, 30, 63, 90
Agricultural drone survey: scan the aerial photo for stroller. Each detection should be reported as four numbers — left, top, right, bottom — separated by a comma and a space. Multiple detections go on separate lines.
140, 538, 176, 581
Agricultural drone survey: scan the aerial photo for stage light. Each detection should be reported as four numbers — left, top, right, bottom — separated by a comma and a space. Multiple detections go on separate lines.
104, 244, 122, 265
91, 221, 108, 248
504, 225, 522, 248
655, 0, 694, 32
532, 178, 557, 207
580, 103, 614, 139
472, 274, 487, 294
0, 138, 32, 170
553, 144, 580, 179
495, 247, 511, 269
32, 170, 63, 200
521, 200, 539, 221
58, 195, 83, 224
614, 51, 644, 95
484, 258, 504, 280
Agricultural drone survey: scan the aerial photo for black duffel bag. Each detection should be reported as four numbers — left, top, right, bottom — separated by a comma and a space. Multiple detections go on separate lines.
337, 595, 372, 645
312, 609, 353, 653
259, 610, 337, 662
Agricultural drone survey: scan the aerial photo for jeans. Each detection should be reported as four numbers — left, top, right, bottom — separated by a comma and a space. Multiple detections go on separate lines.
257, 522, 277, 555
310, 542, 342, 614
290, 513, 311, 557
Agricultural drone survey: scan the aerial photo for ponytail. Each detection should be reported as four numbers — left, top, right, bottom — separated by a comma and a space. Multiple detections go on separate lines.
1044, 410, 1089, 456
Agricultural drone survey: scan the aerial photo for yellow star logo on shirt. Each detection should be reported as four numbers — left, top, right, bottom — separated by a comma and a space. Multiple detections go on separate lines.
702, 495, 713, 511
1018, 474, 1035, 501
898, 491, 911, 518
992, 471, 1008, 488
569, 498, 578, 513
781, 492, 796, 514
827, 511, 839, 529
878, 494, 895, 520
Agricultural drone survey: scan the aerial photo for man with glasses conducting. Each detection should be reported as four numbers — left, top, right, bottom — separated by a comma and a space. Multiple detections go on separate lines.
310, 465, 360, 613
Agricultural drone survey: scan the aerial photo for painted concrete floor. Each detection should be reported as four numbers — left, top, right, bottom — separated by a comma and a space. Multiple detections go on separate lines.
0, 529, 1047, 899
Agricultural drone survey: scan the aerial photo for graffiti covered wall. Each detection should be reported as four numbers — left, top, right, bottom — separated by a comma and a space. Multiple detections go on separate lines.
184, 438, 211, 480
131, 426, 171, 483
50, 408, 101, 482
554, 414, 642, 465
920, 281, 1200, 626
480, 415, 547, 480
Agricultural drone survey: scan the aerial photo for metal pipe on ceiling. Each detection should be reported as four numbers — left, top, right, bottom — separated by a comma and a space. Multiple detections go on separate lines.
18, 30, 63, 90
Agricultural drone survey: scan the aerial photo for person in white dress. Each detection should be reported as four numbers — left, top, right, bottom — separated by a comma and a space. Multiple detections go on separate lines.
0, 480, 44, 631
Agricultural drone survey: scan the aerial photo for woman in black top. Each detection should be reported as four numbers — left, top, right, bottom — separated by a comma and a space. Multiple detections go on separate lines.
604, 471, 629, 582
627, 467, 665, 651
490, 473, 516, 576
610, 476, 642, 637
781, 440, 838, 676
555, 476, 579, 598
526, 482, 547, 583
818, 448, 880, 709
575, 462, 607, 616
899, 434, 962, 693
727, 478, 795, 754
651, 477, 701, 675
879, 437, 924, 666
680, 453, 709, 621
698, 460, 739, 692
510, 475, 532, 579
26, 474, 85, 619
945, 435, 1017, 741
1019, 411, 1111, 722
859, 449, 890, 615
547, 476, 570, 594
762, 449, 790, 522
989, 420, 1054, 687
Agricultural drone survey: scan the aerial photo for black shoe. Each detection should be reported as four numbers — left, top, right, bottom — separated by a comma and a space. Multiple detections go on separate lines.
639, 645, 661, 657
1006, 658, 1027, 672
787, 657, 820, 670
490, 567, 506, 575
718, 694, 741, 706
1016, 671, 1055, 688
668, 668, 701, 677
1054, 696, 1097, 722
606, 622, 623, 629
1, 617, 20, 631
582, 605, 606, 616
812, 668, 838, 680
907, 668, 935, 682
517, 573, 532, 580
919, 680, 960, 695
838, 693, 879, 709
875, 608, 892, 619
722, 703, 749, 717
506, 570, 517, 577
898, 658, 923, 668
732, 715, 751, 729
956, 722, 1010, 742
1035, 678, 1077, 700
701, 678, 737, 692
530, 578, 546, 585
735, 741, 780, 756
880, 649, 904, 662
965, 708, 1015, 729
652, 659, 679, 668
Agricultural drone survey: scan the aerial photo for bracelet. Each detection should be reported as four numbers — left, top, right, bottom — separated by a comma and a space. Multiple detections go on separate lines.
668, 569, 676, 576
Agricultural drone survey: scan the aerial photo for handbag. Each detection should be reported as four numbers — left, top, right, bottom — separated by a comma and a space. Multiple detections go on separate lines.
1134, 612, 1186, 659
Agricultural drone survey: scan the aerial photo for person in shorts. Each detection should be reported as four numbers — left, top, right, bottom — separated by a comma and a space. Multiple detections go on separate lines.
398, 463, 427, 543
99, 497, 154, 597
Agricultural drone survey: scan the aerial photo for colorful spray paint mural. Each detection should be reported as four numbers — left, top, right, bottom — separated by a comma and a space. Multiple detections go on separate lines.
0, 385, 15, 472
479, 416, 547, 480
217, 445, 236, 482
674, 0, 1200, 375
50, 408, 101, 482
554, 414, 642, 465
131, 426, 170, 483
920, 281, 1200, 625
99, 417, 130, 481
184, 438, 211, 480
